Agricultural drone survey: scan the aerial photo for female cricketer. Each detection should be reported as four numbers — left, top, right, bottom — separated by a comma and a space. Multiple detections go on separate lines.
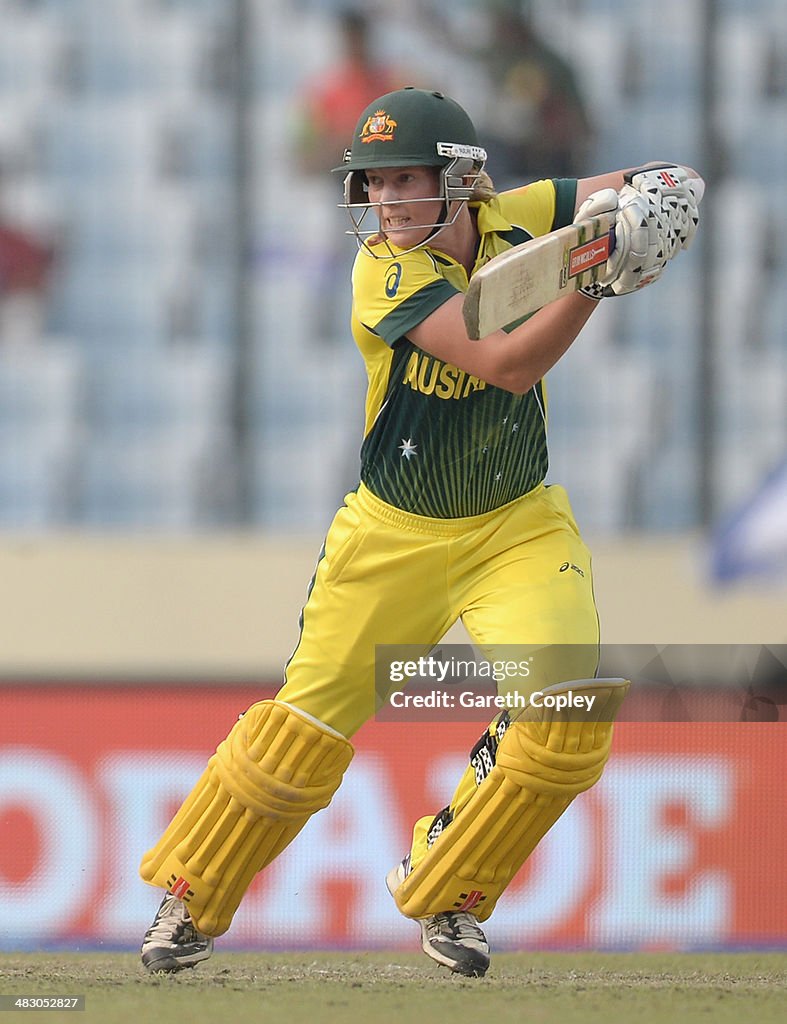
139, 87, 702, 977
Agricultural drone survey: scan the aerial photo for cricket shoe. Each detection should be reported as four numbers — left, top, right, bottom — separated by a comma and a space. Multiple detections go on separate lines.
140, 891, 214, 973
386, 857, 490, 978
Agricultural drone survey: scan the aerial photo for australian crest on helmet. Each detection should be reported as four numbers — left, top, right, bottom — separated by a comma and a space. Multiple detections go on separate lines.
361, 110, 397, 144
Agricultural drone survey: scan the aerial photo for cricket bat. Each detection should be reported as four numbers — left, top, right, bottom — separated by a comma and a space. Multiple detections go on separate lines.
463, 212, 617, 339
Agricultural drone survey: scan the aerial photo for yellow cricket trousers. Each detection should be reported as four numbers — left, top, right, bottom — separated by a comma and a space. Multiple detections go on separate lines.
277, 480, 600, 738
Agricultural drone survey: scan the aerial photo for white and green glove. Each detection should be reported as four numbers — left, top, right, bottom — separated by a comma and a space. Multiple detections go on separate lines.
576, 163, 704, 300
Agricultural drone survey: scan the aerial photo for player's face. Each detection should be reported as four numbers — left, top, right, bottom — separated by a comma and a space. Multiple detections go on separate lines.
364, 166, 444, 248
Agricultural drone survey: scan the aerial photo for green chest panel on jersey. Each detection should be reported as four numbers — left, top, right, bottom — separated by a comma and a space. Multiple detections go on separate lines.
360, 340, 548, 518
352, 179, 577, 519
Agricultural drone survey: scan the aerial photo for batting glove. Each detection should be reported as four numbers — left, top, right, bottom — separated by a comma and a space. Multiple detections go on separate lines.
573, 187, 619, 301
625, 163, 704, 256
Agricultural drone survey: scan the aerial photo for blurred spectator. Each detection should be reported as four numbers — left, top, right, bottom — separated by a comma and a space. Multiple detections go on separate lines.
291, 9, 414, 346
295, 9, 403, 175
475, 0, 595, 185
0, 211, 55, 346
292, 9, 415, 503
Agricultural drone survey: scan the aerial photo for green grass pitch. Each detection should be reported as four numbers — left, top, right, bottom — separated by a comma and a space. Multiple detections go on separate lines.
0, 952, 785, 1024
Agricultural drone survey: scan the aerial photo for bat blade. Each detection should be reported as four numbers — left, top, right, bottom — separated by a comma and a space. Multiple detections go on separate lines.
463, 213, 616, 339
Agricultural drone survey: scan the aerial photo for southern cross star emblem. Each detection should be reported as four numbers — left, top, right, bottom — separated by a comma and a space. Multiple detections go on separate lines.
399, 438, 417, 460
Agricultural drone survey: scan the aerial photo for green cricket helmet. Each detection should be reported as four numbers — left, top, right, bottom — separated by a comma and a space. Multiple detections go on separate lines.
333, 87, 487, 255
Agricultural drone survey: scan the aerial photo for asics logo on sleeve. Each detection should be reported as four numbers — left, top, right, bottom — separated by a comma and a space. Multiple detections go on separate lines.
385, 262, 403, 297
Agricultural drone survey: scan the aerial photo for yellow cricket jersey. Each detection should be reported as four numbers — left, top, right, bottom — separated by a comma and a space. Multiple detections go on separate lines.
351, 177, 577, 519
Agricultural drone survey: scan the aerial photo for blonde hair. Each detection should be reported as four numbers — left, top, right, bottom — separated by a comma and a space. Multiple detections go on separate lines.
469, 169, 497, 203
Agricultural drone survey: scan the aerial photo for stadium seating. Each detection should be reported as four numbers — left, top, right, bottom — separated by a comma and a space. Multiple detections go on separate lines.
0, 0, 783, 530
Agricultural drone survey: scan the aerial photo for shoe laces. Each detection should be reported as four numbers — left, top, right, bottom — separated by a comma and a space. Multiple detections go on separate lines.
427, 911, 487, 947
144, 893, 196, 943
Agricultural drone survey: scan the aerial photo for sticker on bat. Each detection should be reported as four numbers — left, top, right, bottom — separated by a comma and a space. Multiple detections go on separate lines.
567, 231, 613, 279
